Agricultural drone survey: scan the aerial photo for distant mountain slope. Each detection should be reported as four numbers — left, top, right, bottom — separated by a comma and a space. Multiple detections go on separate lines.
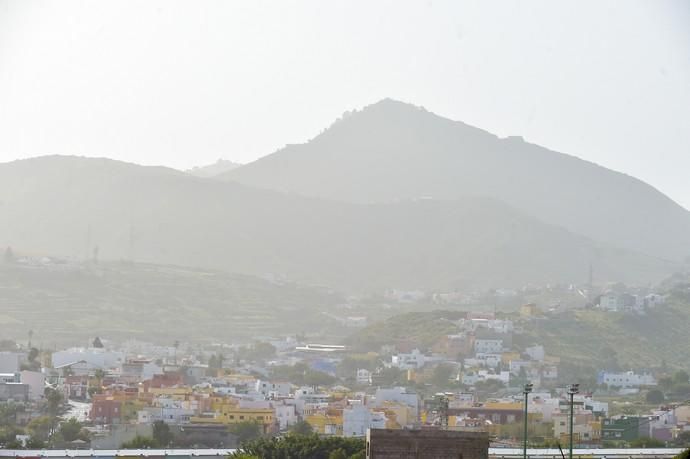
346, 297, 690, 369
0, 260, 341, 344
0, 156, 676, 291
221, 99, 690, 261
186, 159, 241, 177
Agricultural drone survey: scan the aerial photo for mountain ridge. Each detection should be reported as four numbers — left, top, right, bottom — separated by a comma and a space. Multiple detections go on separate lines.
221, 99, 690, 261
0, 155, 676, 291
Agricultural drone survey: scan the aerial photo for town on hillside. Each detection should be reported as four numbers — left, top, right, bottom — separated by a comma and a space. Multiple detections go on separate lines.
1, 291, 689, 451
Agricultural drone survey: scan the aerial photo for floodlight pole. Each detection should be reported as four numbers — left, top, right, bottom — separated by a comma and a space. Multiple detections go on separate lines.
523, 383, 533, 459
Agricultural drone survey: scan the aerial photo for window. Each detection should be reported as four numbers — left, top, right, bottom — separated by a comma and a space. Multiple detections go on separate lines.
257, 416, 264, 420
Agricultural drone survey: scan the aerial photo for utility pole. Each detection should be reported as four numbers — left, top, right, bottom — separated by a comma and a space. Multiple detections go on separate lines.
523, 383, 533, 459
568, 384, 579, 459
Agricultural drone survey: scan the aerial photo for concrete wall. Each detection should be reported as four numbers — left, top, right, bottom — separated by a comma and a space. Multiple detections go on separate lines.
366, 428, 489, 459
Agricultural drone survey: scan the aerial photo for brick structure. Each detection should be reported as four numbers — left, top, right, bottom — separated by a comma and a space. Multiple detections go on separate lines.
366, 428, 489, 459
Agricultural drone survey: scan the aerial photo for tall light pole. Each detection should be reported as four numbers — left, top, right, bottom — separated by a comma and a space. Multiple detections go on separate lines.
568, 384, 579, 459
523, 383, 533, 459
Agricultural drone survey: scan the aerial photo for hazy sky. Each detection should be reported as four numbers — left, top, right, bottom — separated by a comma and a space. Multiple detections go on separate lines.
1, 0, 689, 207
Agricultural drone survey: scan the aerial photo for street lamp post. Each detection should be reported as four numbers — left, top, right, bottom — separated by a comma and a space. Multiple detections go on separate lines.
567, 384, 580, 459
523, 383, 533, 459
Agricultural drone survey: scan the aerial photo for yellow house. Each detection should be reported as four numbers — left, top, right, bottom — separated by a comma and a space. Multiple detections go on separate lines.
501, 352, 521, 364
379, 401, 413, 427
305, 412, 343, 435
520, 303, 541, 317
483, 401, 522, 411
191, 400, 274, 433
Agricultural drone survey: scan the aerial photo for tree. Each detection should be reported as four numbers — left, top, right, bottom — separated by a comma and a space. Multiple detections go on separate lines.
659, 376, 674, 391
629, 437, 665, 448
329, 449, 347, 459
674, 370, 690, 385
646, 389, 665, 404
121, 435, 158, 449
288, 420, 313, 435
25, 436, 46, 448
44, 387, 63, 417
304, 369, 336, 387
229, 421, 263, 444
431, 363, 454, 388
59, 418, 82, 442
27, 416, 52, 442
22, 347, 41, 371
675, 450, 690, 459
92, 337, 104, 348
375, 367, 406, 386
4, 439, 23, 449
674, 431, 690, 447
231, 434, 365, 459
152, 421, 173, 447
0, 402, 25, 426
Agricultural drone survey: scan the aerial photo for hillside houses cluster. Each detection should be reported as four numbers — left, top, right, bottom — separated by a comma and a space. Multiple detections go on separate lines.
0, 298, 685, 449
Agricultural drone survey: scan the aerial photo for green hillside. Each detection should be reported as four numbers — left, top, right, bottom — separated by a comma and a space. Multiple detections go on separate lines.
0, 260, 342, 345
0, 154, 679, 292
346, 291, 690, 369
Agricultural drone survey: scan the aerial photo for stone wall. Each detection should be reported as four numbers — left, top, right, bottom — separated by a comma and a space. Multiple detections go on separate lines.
366, 428, 489, 459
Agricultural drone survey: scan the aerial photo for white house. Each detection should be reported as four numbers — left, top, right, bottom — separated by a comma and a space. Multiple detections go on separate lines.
19, 371, 45, 401
356, 369, 372, 385
525, 345, 545, 362
487, 320, 514, 334
0, 352, 25, 373
509, 360, 531, 375
474, 339, 503, 355
599, 292, 620, 311
273, 402, 298, 430
255, 380, 291, 398
473, 353, 502, 368
597, 370, 657, 388
391, 349, 426, 370
342, 405, 386, 437
461, 370, 510, 385
645, 294, 665, 308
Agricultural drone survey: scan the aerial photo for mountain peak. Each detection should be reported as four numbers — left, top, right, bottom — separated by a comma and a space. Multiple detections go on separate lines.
222, 100, 690, 262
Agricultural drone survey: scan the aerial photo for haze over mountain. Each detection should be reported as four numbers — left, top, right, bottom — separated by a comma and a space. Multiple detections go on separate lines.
0, 155, 675, 291
185, 159, 241, 178
222, 99, 690, 262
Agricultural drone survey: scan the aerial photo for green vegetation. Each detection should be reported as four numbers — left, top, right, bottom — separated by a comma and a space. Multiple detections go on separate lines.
237, 342, 277, 362
0, 261, 342, 344
346, 310, 465, 351
288, 420, 314, 435
270, 363, 336, 387
515, 300, 690, 369
230, 434, 365, 459
645, 389, 665, 404
229, 421, 263, 444
121, 435, 159, 449
58, 418, 84, 442
152, 421, 173, 447
349, 294, 690, 374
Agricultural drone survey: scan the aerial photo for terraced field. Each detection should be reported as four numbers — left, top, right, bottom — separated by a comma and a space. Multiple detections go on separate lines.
0, 260, 342, 345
